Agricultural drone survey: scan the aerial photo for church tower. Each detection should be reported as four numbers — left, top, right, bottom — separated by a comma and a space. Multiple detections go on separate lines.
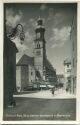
34, 17, 46, 80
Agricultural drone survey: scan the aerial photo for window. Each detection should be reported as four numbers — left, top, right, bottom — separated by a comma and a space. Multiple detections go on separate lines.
31, 71, 33, 75
67, 69, 71, 72
36, 50, 41, 55
36, 79, 37, 81
37, 44, 38, 48
73, 41, 74, 51
37, 43, 40, 48
67, 64, 69, 68
68, 79, 71, 83
73, 58, 74, 67
39, 44, 40, 48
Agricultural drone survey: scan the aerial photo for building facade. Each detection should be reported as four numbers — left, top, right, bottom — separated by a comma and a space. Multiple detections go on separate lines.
16, 54, 35, 92
34, 17, 46, 81
64, 59, 72, 92
70, 12, 77, 95
4, 35, 18, 107
16, 18, 57, 91
57, 74, 64, 85
34, 17, 57, 84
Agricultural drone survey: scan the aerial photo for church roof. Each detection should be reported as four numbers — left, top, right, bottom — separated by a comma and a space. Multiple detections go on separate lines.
45, 58, 56, 72
16, 54, 34, 66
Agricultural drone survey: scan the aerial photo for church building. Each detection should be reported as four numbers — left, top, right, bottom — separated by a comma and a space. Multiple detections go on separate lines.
16, 17, 57, 91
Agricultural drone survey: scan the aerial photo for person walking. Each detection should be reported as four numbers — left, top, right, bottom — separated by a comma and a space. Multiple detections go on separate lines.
52, 87, 55, 95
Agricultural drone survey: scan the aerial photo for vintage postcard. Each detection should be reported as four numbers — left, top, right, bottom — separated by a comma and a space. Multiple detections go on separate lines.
0, 0, 80, 122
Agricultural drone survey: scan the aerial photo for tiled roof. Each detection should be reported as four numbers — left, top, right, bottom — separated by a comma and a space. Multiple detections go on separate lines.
64, 58, 71, 65
16, 54, 34, 66
45, 58, 55, 72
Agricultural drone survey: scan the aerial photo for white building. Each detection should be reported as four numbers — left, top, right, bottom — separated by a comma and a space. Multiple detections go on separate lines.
64, 59, 72, 92
16, 54, 35, 92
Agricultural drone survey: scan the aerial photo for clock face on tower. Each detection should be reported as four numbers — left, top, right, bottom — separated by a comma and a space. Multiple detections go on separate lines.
36, 50, 41, 56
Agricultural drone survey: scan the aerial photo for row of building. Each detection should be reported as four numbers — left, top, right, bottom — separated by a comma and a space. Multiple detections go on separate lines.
63, 13, 77, 95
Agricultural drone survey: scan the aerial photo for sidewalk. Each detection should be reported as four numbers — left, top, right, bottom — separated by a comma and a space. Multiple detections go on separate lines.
14, 89, 76, 99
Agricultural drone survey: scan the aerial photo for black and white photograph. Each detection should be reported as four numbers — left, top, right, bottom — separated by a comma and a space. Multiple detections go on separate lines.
3, 3, 77, 121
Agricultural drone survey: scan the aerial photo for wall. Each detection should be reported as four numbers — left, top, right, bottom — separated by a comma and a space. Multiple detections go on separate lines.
71, 11, 77, 94
16, 66, 21, 92
21, 65, 29, 91
29, 65, 35, 83
34, 47, 43, 78
4, 36, 18, 107
64, 63, 71, 91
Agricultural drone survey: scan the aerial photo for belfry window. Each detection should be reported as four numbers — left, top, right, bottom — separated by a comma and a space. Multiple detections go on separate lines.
37, 43, 40, 48
31, 71, 33, 75
39, 44, 40, 48
37, 44, 38, 48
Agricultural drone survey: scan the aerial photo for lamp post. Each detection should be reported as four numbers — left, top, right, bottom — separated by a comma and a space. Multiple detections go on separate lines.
7, 24, 25, 44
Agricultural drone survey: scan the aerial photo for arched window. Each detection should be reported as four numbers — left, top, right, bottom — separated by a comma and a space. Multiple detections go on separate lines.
37, 44, 38, 48
39, 44, 40, 48
36, 42, 40, 48
31, 71, 33, 75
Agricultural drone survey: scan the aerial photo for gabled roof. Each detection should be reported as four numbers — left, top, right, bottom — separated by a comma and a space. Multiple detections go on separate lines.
16, 54, 34, 66
45, 58, 56, 72
64, 58, 71, 65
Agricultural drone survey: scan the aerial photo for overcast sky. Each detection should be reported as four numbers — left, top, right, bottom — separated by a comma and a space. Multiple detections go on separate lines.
5, 3, 77, 74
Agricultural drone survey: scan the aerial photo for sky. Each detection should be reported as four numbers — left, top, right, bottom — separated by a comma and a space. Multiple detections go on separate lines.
5, 3, 77, 74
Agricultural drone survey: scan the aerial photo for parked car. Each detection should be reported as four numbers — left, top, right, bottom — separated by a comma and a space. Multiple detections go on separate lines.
47, 84, 55, 89
40, 84, 48, 90
23, 82, 41, 91
23, 84, 34, 91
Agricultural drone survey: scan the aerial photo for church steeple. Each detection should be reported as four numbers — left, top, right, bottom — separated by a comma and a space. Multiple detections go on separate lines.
37, 16, 43, 25
34, 17, 46, 80
35, 17, 45, 40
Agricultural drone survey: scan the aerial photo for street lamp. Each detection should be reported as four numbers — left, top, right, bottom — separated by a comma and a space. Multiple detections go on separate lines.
7, 24, 25, 44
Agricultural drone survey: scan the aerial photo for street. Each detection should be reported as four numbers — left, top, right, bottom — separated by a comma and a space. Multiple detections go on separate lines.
13, 89, 76, 99
3, 89, 76, 121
